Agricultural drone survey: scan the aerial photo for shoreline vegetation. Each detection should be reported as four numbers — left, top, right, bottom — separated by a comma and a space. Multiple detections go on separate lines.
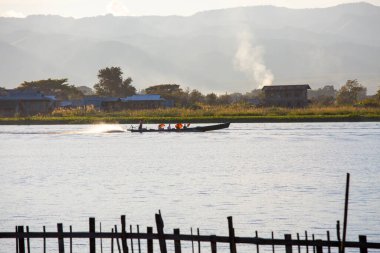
1, 105, 380, 125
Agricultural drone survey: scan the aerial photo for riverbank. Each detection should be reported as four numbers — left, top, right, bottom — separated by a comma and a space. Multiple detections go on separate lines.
1, 106, 380, 124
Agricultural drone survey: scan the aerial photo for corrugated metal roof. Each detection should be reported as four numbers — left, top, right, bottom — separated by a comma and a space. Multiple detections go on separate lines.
0, 89, 57, 101
0, 97, 55, 101
83, 97, 119, 102
121, 94, 164, 101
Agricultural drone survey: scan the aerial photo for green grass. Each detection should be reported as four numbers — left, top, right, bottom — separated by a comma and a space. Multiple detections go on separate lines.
1, 105, 380, 124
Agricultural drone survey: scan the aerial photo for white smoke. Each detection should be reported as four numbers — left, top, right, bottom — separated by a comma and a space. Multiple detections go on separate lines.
234, 31, 274, 88
106, 0, 131, 16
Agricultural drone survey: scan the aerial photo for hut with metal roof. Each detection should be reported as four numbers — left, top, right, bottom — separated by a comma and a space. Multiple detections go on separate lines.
262, 84, 311, 107
122, 94, 170, 109
0, 89, 57, 116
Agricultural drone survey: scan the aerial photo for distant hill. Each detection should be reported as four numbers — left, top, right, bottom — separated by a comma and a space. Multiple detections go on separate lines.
1, 2, 380, 93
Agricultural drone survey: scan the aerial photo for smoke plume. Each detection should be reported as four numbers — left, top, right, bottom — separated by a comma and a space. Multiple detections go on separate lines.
234, 31, 274, 88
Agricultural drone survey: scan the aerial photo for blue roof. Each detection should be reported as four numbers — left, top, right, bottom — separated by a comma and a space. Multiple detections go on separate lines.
121, 94, 164, 101
83, 97, 119, 102
0, 89, 56, 101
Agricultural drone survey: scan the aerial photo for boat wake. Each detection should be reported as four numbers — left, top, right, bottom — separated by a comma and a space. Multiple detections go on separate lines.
0, 124, 127, 135
80, 124, 126, 134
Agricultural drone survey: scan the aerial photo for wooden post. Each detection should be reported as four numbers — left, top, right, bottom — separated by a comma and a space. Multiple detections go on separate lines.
341, 173, 350, 253
89, 217, 96, 253
191, 228, 195, 253
359, 235, 368, 253
326, 231, 331, 253
271, 232, 275, 253
227, 217, 237, 253
130, 225, 134, 253
312, 234, 315, 253
255, 231, 260, 253
111, 228, 114, 253
100, 223, 103, 253
296, 233, 301, 253
70, 226, 73, 253
115, 225, 122, 253
18, 226, 25, 253
146, 227, 153, 253
174, 229, 182, 253
285, 234, 292, 253
43, 226, 46, 253
26, 226, 30, 253
137, 225, 141, 253
16, 226, 19, 253
155, 213, 167, 253
210, 235, 217, 253
57, 223, 65, 253
336, 221, 341, 242
121, 215, 129, 253
197, 228, 201, 253
316, 240, 323, 253
305, 231, 309, 253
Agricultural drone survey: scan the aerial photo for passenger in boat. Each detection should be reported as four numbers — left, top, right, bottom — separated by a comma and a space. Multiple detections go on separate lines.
183, 123, 191, 129
138, 120, 143, 130
158, 123, 165, 130
175, 123, 183, 129
167, 124, 172, 130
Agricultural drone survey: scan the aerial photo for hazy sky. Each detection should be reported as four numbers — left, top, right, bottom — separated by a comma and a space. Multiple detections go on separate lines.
0, 0, 380, 18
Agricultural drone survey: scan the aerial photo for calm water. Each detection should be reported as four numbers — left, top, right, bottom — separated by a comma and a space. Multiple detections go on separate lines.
0, 123, 380, 252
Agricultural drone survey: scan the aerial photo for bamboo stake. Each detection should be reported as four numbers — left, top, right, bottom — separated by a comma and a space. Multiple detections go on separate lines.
341, 173, 350, 253
115, 225, 121, 253
136, 225, 141, 253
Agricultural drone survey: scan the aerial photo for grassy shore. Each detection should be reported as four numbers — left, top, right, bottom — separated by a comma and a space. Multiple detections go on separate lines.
1, 105, 380, 125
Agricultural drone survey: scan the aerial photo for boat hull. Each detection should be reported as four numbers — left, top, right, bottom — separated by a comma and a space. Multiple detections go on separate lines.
129, 123, 230, 133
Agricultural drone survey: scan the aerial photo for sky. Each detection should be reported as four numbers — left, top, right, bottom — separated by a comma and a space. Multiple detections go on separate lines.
1, 0, 380, 18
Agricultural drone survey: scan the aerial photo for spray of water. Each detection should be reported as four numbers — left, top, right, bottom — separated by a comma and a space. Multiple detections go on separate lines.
82, 123, 126, 134
234, 31, 274, 88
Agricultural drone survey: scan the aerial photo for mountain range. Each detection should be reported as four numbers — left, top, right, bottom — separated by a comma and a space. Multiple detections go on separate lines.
1, 2, 380, 93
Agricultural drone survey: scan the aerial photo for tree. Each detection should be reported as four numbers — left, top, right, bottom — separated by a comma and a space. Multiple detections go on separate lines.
145, 84, 186, 106
218, 93, 232, 105
205, 93, 217, 105
360, 87, 380, 107
229, 92, 244, 103
94, 67, 136, 97
309, 85, 337, 106
188, 89, 204, 105
336, 79, 367, 105
17, 78, 83, 100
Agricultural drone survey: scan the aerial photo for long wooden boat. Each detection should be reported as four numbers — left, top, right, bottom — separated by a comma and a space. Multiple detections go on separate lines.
128, 123, 230, 133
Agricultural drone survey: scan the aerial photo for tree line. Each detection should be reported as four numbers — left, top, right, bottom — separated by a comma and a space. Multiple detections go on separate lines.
1, 66, 380, 107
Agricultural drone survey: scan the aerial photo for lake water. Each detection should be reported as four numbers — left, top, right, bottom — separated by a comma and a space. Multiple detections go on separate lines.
0, 122, 380, 252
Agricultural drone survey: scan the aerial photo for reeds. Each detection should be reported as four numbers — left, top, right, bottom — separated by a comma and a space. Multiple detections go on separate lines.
49, 105, 380, 118
1, 105, 379, 124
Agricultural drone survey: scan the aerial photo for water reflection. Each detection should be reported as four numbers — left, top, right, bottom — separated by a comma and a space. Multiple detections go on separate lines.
0, 123, 379, 252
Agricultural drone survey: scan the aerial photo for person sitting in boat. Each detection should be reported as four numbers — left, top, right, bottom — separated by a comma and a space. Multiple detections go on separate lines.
183, 123, 191, 129
167, 124, 172, 130
158, 123, 165, 130
175, 123, 183, 129
138, 120, 143, 130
